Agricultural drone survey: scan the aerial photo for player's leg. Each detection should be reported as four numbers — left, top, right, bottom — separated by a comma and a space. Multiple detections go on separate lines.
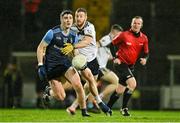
65, 67, 89, 116
107, 63, 134, 116
121, 77, 136, 116
41, 64, 68, 108
63, 81, 73, 91
86, 93, 101, 113
99, 70, 119, 99
107, 84, 125, 109
81, 68, 99, 96
66, 78, 90, 115
50, 79, 66, 101
81, 68, 112, 116
41, 80, 64, 108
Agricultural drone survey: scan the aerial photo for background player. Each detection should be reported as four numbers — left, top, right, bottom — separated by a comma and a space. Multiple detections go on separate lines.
96, 24, 123, 100
86, 24, 123, 112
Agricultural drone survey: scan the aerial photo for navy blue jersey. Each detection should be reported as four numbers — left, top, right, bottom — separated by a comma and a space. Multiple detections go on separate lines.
42, 25, 78, 72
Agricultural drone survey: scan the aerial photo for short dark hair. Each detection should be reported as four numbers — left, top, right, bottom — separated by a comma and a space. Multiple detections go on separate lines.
60, 10, 73, 17
76, 8, 87, 14
111, 24, 123, 31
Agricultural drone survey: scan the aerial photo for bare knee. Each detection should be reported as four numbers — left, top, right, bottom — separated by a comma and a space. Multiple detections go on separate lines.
129, 84, 136, 91
116, 84, 126, 94
50, 80, 66, 101
55, 92, 66, 101
127, 79, 137, 91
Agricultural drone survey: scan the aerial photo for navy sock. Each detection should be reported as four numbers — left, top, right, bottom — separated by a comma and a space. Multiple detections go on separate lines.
107, 91, 120, 109
122, 88, 133, 109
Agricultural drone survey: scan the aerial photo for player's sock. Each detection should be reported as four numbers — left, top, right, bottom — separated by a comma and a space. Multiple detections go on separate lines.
98, 102, 112, 116
95, 95, 102, 104
71, 100, 79, 109
107, 91, 120, 109
99, 93, 104, 99
122, 88, 133, 108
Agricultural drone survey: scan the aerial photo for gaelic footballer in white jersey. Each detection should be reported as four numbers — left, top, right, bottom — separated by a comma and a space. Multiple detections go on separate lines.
71, 21, 97, 62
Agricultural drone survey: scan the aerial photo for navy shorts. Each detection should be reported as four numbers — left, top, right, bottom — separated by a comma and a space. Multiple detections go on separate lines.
86, 58, 99, 76
46, 64, 70, 81
113, 63, 134, 86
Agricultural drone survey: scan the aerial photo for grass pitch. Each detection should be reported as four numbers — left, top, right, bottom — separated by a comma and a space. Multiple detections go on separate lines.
0, 109, 180, 122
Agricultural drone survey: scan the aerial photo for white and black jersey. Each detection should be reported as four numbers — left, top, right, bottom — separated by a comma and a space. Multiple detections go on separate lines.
71, 21, 97, 62
97, 34, 113, 68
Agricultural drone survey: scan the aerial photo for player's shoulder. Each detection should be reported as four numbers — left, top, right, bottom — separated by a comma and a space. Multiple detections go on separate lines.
51, 25, 61, 34
86, 21, 94, 27
99, 35, 111, 46
69, 29, 77, 37
124, 30, 131, 34
70, 24, 78, 33
140, 31, 147, 37
140, 32, 148, 40
84, 21, 95, 30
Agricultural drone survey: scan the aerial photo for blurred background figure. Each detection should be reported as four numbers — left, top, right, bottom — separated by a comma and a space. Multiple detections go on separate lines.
22, 0, 42, 32
2, 58, 23, 108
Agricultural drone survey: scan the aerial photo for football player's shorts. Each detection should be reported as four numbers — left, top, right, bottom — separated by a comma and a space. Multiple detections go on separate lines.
46, 64, 70, 81
113, 63, 134, 86
86, 58, 99, 76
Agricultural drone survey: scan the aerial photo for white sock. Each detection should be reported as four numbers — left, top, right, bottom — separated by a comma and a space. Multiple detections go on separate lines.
95, 96, 102, 104
99, 93, 104, 99
71, 100, 79, 109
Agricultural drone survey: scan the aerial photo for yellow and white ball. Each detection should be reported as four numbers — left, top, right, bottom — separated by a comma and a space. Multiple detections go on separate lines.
72, 54, 87, 70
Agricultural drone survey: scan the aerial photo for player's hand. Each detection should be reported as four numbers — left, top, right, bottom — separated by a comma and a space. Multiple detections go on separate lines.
140, 58, 147, 66
38, 65, 47, 81
60, 43, 74, 55
113, 58, 121, 64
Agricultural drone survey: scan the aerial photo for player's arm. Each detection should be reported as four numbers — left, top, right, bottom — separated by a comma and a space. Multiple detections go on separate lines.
37, 29, 53, 65
37, 41, 48, 65
140, 36, 149, 66
98, 35, 111, 47
109, 32, 123, 58
74, 35, 92, 49
109, 32, 123, 64
71, 36, 91, 56
61, 24, 95, 54
112, 32, 122, 45
37, 30, 53, 81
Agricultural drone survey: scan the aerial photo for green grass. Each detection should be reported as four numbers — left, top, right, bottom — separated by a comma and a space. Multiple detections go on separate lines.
0, 109, 180, 122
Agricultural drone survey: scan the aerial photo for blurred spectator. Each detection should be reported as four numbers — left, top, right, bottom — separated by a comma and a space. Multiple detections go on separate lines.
3, 58, 23, 108
22, 0, 42, 32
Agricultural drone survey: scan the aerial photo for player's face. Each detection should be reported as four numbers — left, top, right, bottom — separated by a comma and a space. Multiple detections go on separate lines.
131, 18, 143, 33
75, 11, 87, 28
61, 14, 73, 29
